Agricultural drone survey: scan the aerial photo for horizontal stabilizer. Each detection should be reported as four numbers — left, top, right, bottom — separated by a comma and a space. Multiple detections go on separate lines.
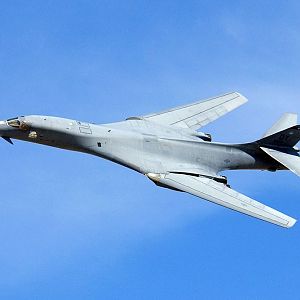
139, 92, 248, 131
148, 173, 296, 228
263, 113, 298, 138
261, 147, 300, 177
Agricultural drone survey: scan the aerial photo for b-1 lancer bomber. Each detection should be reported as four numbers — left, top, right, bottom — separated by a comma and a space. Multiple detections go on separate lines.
1, 92, 299, 228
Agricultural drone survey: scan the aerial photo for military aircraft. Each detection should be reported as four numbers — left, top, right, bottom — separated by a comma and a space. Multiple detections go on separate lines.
1, 92, 299, 228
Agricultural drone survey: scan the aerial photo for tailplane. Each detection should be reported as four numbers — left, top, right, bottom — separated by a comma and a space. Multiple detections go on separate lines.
257, 113, 300, 176
261, 147, 300, 177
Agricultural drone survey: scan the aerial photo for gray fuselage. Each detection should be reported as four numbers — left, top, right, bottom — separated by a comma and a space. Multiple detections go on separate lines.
0, 115, 282, 178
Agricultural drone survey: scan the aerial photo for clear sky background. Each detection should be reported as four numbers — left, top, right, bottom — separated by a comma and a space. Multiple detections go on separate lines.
0, 1, 300, 299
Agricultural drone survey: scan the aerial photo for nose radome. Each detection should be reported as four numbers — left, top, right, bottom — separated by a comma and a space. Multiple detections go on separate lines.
0, 120, 9, 136
0, 120, 8, 130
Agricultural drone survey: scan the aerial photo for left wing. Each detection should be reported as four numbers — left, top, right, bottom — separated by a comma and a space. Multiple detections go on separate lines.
139, 92, 248, 131
147, 173, 296, 228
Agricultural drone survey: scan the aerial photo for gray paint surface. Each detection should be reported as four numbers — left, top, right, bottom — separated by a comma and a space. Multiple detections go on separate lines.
1, 92, 298, 227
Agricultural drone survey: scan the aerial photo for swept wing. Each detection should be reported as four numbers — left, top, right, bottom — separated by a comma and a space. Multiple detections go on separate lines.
148, 173, 296, 228
141, 92, 248, 130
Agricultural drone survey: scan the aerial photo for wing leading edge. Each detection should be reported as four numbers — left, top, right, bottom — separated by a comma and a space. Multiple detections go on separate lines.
141, 92, 248, 130
147, 173, 296, 228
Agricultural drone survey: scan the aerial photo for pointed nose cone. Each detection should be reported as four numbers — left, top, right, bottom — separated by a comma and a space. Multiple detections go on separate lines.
0, 120, 7, 130
0, 120, 10, 136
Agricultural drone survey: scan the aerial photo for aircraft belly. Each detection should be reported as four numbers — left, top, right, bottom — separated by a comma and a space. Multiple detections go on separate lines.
142, 134, 165, 173
92, 132, 146, 173
141, 137, 216, 174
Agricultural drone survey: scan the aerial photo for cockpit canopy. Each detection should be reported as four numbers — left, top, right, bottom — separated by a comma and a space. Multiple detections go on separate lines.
7, 117, 30, 130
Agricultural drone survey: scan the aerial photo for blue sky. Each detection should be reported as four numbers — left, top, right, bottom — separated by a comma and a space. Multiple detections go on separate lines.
1, 1, 300, 299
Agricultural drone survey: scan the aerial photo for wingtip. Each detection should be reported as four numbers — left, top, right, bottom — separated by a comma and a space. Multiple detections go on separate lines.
286, 218, 297, 228
235, 92, 249, 104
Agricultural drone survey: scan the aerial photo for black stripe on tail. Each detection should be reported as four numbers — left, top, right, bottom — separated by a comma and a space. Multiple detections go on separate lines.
257, 125, 300, 149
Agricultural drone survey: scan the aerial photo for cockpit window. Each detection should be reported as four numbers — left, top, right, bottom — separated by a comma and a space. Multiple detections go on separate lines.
7, 118, 21, 128
7, 118, 30, 130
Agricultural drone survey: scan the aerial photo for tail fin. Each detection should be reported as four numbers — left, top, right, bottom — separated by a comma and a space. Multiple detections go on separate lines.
263, 113, 298, 138
257, 113, 300, 177
259, 125, 300, 148
258, 113, 300, 149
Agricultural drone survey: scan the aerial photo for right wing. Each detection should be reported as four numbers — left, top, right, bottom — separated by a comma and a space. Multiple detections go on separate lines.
139, 92, 248, 131
147, 173, 296, 228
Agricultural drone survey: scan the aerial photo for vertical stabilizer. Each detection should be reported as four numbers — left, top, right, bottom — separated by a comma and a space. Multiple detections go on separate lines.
263, 113, 298, 138
256, 113, 300, 177
258, 125, 300, 149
